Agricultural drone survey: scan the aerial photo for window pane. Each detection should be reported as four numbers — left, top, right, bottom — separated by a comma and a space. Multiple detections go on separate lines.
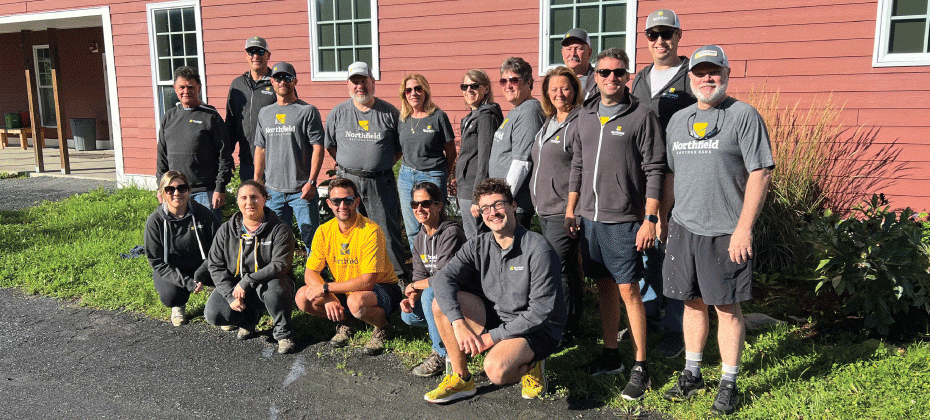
186, 57, 198, 69
337, 22, 354, 45
161, 86, 179, 112
893, 0, 928, 16
577, 5, 599, 34
173, 58, 186, 73
337, 0, 353, 20
602, 34, 624, 50
185, 33, 198, 56
551, 0, 572, 4
319, 0, 335, 21
357, 48, 372, 66
889, 19, 927, 53
40, 88, 56, 126
338, 48, 354, 69
159, 58, 173, 81
355, 22, 371, 45
320, 49, 336, 72
550, 38, 562, 66
157, 34, 170, 57
589, 37, 600, 53
155, 10, 168, 33
603, 4, 625, 32
355, 0, 370, 19
319, 23, 336, 47
169, 8, 183, 32
183, 7, 195, 32
551, 8, 573, 35
578, 0, 600, 3
171, 34, 184, 56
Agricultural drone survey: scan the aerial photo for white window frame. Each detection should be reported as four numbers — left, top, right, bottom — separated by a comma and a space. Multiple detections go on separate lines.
32, 45, 56, 128
873, 0, 930, 67
145, 0, 207, 126
307, 0, 380, 81
539, 0, 638, 75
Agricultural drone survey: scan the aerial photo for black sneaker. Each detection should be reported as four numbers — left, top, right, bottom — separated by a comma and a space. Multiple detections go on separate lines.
621, 365, 651, 400
586, 351, 624, 376
664, 371, 706, 402
710, 380, 740, 415
654, 334, 685, 359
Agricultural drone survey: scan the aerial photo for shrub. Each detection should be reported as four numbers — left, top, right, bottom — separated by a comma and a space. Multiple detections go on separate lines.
807, 194, 930, 335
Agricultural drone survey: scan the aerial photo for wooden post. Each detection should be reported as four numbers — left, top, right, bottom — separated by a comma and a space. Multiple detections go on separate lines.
48, 28, 70, 174
25, 69, 44, 172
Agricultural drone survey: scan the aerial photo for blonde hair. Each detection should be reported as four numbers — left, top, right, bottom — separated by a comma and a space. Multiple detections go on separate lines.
158, 171, 189, 199
540, 66, 581, 117
398, 73, 437, 121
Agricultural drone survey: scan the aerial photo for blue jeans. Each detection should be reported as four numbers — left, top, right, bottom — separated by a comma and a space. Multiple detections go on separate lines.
399, 287, 446, 357
191, 191, 223, 221
266, 189, 319, 254
641, 239, 684, 333
397, 165, 447, 252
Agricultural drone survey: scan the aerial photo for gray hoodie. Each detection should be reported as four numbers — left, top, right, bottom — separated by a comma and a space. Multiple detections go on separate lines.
144, 201, 220, 291
411, 220, 466, 281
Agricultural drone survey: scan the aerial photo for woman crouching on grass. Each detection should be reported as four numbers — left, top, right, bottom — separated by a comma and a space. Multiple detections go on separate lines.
204, 180, 298, 354
144, 171, 220, 327
401, 181, 466, 377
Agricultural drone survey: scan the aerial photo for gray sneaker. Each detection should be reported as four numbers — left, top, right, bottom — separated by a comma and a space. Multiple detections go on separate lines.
330, 323, 355, 348
710, 380, 740, 415
237, 325, 256, 340
411, 351, 446, 377
277, 338, 296, 354
170, 306, 186, 326
363, 326, 393, 356
219, 325, 237, 331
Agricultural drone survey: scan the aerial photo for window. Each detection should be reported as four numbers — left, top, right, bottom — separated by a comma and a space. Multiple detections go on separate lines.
146, 1, 205, 119
32, 46, 56, 127
874, 0, 930, 66
308, 0, 379, 80
540, 0, 637, 73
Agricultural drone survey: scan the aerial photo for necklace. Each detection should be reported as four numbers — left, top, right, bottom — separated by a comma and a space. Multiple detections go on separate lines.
411, 117, 422, 133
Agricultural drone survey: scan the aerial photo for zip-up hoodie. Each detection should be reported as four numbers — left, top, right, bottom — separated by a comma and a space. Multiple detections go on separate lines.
208, 208, 295, 303
530, 108, 581, 217
411, 220, 466, 282
156, 103, 233, 194
455, 102, 504, 200
567, 88, 666, 223
225, 70, 276, 166
144, 201, 220, 291
630, 57, 695, 132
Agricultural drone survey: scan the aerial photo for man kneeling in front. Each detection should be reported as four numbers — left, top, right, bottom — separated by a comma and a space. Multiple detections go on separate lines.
425, 178, 565, 402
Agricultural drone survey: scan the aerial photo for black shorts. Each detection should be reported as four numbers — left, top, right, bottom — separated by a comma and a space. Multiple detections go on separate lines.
662, 219, 752, 306
579, 217, 643, 284
479, 294, 560, 363
335, 283, 404, 317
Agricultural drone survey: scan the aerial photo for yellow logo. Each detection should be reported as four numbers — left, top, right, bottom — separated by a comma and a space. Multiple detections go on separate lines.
276, 114, 286, 124
599, 116, 610, 126
272, 66, 277, 72
500, 118, 509, 128
658, 11, 665, 16
359, 120, 369, 131
616, 125, 622, 131
340, 243, 350, 255
420, 254, 428, 263
670, 88, 676, 93
426, 125, 432, 130
693, 122, 708, 137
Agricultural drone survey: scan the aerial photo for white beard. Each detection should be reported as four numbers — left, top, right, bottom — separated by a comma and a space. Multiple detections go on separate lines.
692, 81, 728, 106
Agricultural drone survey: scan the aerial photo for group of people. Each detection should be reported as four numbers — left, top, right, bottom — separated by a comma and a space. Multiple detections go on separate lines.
145, 9, 773, 415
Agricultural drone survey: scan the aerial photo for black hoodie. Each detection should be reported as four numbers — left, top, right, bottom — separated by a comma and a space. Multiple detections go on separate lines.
144, 201, 220, 291
156, 103, 233, 194
455, 102, 504, 200
630, 57, 696, 132
411, 220, 466, 282
208, 208, 295, 303
225, 70, 277, 166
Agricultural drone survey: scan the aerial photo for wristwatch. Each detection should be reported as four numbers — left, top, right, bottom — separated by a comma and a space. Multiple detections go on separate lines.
645, 215, 659, 223
308, 179, 317, 186
322, 282, 329, 294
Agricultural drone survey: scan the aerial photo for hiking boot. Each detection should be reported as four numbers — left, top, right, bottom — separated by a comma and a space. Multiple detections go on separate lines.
277, 338, 296, 354
363, 326, 393, 356
654, 334, 685, 359
521, 359, 547, 399
621, 365, 652, 400
330, 323, 355, 348
170, 306, 186, 326
586, 351, 624, 376
237, 325, 256, 340
220, 325, 237, 331
710, 380, 740, 415
411, 351, 446, 377
424, 373, 476, 403
664, 370, 706, 402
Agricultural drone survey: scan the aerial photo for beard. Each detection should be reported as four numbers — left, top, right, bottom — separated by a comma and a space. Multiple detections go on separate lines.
351, 92, 373, 105
692, 80, 728, 105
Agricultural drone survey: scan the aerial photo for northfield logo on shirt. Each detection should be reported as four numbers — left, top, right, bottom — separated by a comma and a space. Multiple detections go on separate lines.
672, 139, 719, 154
265, 114, 296, 134
494, 118, 509, 141
261, 87, 274, 95
423, 125, 435, 133
611, 125, 625, 137
276, 114, 286, 124
551, 135, 561, 144
340, 243, 350, 255
188, 119, 203, 124
509, 266, 525, 271
358, 120, 370, 131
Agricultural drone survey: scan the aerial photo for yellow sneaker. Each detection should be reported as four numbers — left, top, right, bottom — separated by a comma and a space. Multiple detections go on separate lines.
521, 359, 547, 399
424, 372, 476, 403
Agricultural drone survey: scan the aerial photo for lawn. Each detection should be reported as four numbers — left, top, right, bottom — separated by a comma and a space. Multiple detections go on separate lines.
1, 187, 928, 419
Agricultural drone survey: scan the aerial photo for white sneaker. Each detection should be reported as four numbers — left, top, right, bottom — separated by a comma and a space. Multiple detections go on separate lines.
170, 306, 186, 326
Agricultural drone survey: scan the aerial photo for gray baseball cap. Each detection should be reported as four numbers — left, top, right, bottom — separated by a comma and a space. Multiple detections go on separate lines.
645, 9, 680, 30
689, 45, 730, 70
347, 61, 372, 79
244, 36, 269, 51
271, 62, 296, 77
560, 28, 591, 47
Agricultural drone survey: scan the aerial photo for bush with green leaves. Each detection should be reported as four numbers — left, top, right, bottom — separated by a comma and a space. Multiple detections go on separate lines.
807, 194, 930, 335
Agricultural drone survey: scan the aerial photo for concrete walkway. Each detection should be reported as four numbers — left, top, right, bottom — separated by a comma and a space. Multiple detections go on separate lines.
0, 137, 117, 181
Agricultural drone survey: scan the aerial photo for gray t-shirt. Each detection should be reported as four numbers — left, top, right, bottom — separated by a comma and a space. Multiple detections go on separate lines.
324, 98, 400, 172
489, 98, 545, 178
598, 102, 623, 118
254, 100, 324, 194
666, 97, 774, 236
542, 117, 560, 139
399, 109, 455, 171
649, 63, 684, 97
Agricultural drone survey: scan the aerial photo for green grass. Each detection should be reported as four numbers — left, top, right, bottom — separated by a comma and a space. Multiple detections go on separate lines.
0, 171, 27, 179
1, 187, 928, 418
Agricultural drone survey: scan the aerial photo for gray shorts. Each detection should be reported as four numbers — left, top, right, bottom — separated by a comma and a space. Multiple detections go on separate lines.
579, 217, 643, 284
335, 283, 404, 317
662, 219, 752, 306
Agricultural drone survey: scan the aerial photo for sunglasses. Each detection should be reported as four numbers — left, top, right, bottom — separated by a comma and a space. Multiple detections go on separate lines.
410, 199, 439, 209
164, 184, 190, 195
645, 29, 677, 42
478, 199, 508, 215
404, 85, 424, 95
246, 48, 267, 56
460, 83, 481, 91
595, 68, 629, 78
499, 77, 522, 87
328, 196, 356, 206
273, 74, 295, 83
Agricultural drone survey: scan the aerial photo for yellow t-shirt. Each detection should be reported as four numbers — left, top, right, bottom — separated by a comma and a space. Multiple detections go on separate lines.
306, 215, 398, 285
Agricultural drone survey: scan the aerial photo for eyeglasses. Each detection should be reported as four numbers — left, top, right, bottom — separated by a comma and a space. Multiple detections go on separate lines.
645, 29, 677, 42
499, 77, 522, 87
404, 85, 424, 95
164, 184, 190, 195
478, 199, 508, 215
329, 196, 356, 206
273, 74, 295, 83
687, 109, 725, 140
410, 199, 439, 209
246, 48, 267, 56
595, 68, 629, 78
460, 83, 481, 91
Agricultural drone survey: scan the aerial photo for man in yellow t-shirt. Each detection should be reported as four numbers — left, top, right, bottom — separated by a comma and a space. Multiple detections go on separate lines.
295, 177, 401, 356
